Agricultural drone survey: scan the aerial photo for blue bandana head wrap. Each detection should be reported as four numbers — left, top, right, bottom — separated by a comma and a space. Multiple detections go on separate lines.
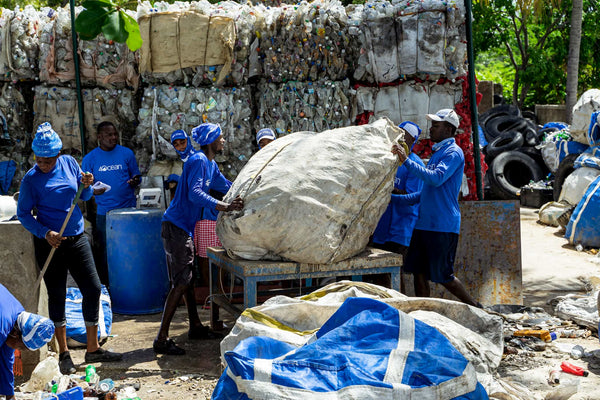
191, 123, 221, 146
170, 129, 195, 162
256, 128, 276, 148
17, 312, 55, 351
32, 122, 62, 157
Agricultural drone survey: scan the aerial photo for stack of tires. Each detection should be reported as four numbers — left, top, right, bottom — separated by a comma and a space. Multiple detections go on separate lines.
481, 105, 549, 200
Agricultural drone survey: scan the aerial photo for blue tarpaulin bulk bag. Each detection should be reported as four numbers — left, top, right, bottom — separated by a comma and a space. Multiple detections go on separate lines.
566, 175, 600, 248
66, 285, 112, 344
212, 297, 488, 400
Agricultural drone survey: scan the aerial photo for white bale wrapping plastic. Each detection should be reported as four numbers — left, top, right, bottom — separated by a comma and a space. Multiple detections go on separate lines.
135, 84, 253, 178
570, 89, 600, 145
255, 79, 352, 136
353, 79, 463, 137
217, 117, 403, 264
558, 167, 600, 206
137, 1, 256, 87
347, 0, 466, 83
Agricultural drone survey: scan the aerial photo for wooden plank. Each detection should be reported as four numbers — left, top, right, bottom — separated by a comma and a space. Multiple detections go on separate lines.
206, 247, 403, 277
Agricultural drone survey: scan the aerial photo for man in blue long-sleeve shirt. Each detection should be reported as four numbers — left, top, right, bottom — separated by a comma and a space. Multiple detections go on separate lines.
154, 123, 243, 355
392, 109, 480, 307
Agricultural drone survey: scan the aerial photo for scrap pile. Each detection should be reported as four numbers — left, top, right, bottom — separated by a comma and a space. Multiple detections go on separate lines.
0, 0, 483, 190
15, 356, 142, 399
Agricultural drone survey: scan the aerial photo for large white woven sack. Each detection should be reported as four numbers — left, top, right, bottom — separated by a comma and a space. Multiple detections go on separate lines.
216, 118, 404, 264
571, 89, 600, 144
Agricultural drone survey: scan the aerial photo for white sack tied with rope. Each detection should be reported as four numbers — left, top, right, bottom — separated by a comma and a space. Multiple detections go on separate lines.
216, 118, 405, 264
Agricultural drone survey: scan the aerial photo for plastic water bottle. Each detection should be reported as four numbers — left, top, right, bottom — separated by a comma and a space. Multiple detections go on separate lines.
85, 365, 99, 384
98, 378, 115, 393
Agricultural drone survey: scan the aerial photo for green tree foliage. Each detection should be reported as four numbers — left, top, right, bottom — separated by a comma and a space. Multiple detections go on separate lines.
75, 0, 141, 51
474, 0, 600, 109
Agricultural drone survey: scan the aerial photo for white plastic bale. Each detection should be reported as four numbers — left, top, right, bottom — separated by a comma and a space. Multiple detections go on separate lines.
353, 80, 463, 137
0, 7, 52, 82
253, 0, 352, 83
38, 7, 138, 89
0, 83, 29, 190
135, 84, 253, 179
347, 0, 466, 83
217, 118, 403, 264
571, 89, 600, 145
138, 1, 256, 87
254, 78, 352, 137
32, 85, 137, 155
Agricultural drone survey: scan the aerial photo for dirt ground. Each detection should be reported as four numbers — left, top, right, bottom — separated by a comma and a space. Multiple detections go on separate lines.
15, 206, 600, 399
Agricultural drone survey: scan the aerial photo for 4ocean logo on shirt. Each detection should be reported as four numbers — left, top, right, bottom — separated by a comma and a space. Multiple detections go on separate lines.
98, 164, 124, 172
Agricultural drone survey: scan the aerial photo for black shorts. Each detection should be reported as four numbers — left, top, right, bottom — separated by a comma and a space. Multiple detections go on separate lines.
403, 229, 458, 284
161, 221, 194, 286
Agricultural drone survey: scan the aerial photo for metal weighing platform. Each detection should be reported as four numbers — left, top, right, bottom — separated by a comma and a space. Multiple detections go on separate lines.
207, 247, 402, 329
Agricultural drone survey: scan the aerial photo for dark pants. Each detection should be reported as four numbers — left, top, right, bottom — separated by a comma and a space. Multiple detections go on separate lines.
93, 214, 109, 286
34, 234, 102, 327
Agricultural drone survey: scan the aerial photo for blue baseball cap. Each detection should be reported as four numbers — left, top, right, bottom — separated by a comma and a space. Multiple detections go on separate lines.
399, 121, 422, 140
191, 123, 221, 146
256, 128, 276, 144
17, 312, 55, 351
32, 122, 62, 157
170, 129, 188, 143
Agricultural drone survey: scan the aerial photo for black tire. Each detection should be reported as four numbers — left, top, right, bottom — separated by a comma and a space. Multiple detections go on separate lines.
517, 146, 549, 176
479, 104, 521, 125
488, 151, 545, 200
486, 131, 524, 159
553, 153, 579, 201
523, 126, 541, 147
484, 115, 528, 142
522, 110, 538, 124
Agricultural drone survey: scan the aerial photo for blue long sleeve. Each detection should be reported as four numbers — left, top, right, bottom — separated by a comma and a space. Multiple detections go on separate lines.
403, 152, 462, 188
412, 141, 464, 233
163, 152, 226, 236
17, 156, 90, 239
390, 191, 421, 207
0, 284, 25, 397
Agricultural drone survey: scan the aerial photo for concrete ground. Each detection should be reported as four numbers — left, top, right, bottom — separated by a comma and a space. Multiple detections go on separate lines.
15, 206, 600, 399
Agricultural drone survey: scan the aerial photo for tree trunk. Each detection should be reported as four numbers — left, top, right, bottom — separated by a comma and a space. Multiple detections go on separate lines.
565, 0, 583, 123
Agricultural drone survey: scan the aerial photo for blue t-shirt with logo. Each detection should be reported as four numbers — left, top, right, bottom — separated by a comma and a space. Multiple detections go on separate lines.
82, 145, 141, 215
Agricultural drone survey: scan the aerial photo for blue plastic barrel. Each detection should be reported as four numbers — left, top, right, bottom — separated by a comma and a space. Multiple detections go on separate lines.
106, 208, 169, 314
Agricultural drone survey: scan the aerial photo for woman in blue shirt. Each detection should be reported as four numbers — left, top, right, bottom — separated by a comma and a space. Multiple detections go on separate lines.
17, 123, 122, 375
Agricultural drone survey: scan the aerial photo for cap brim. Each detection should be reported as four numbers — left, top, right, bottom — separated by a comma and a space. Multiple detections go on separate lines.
426, 114, 444, 122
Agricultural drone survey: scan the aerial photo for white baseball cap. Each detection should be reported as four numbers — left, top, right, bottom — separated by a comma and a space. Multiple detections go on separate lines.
426, 109, 460, 128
